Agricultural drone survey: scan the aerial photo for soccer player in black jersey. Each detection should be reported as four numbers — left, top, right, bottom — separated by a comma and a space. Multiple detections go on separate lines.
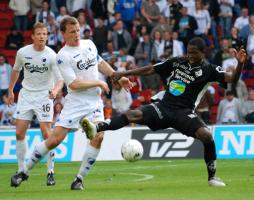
80, 37, 247, 187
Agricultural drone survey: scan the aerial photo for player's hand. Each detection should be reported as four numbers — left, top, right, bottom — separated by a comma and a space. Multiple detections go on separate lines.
49, 89, 57, 99
235, 47, 247, 64
7, 91, 14, 106
111, 71, 123, 83
118, 77, 133, 91
98, 80, 110, 94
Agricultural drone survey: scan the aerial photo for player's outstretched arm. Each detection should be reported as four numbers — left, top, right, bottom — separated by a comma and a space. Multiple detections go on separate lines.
224, 47, 247, 83
7, 70, 20, 105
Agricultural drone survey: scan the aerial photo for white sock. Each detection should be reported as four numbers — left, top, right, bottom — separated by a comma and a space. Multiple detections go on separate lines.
77, 144, 100, 180
26, 141, 50, 171
16, 140, 27, 172
47, 150, 55, 174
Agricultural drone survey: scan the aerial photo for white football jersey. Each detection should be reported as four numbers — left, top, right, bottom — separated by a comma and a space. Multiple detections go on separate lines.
56, 39, 103, 95
13, 44, 62, 91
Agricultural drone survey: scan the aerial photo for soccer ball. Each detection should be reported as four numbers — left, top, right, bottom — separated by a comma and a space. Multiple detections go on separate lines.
121, 139, 143, 162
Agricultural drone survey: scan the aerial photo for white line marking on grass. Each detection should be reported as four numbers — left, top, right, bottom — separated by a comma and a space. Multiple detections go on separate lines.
119, 172, 154, 182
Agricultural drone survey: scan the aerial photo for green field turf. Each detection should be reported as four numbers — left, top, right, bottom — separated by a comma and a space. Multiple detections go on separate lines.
0, 159, 253, 200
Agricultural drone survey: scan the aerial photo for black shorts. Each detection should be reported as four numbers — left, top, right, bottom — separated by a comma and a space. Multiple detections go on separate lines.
140, 102, 207, 137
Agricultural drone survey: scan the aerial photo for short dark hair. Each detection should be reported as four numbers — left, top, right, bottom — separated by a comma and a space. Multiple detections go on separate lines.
188, 37, 206, 52
226, 90, 234, 96
32, 22, 47, 34
60, 16, 79, 32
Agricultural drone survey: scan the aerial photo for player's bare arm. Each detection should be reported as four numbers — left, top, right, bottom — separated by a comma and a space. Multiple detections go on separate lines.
224, 47, 247, 83
69, 79, 110, 94
7, 70, 20, 105
111, 64, 155, 83
98, 59, 132, 90
49, 80, 64, 99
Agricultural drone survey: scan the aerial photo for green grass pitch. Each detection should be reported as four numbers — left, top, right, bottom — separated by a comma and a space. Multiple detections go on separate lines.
0, 159, 253, 200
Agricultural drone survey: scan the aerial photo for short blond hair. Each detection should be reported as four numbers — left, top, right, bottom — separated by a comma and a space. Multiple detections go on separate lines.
32, 22, 47, 34
60, 16, 79, 32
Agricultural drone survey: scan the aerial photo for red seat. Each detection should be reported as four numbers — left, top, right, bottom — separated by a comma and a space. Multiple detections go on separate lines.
131, 99, 141, 109
244, 78, 254, 89
139, 89, 152, 103
23, 30, 33, 44
209, 105, 218, 124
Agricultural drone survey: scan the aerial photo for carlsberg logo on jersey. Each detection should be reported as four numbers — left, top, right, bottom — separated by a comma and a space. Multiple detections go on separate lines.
77, 58, 96, 70
131, 129, 204, 159
24, 63, 48, 73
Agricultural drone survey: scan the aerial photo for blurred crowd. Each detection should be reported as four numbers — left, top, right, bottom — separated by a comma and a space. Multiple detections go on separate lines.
1, 0, 254, 128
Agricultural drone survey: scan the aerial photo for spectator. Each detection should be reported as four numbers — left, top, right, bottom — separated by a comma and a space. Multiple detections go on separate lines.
111, 83, 133, 114
150, 16, 171, 40
160, 31, 184, 61
218, 0, 234, 38
168, 0, 183, 28
242, 89, 254, 123
46, 15, 59, 52
193, 0, 211, 40
0, 94, 16, 126
110, 20, 132, 53
115, 0, 141, 33
0, 55, 12, 105
30, 0, 43, 20
52, 102, 63, 127
239, 15, 254, 41
77, 14, 92, 39
174, 6, 198, 48
5, 27, 24, 50
36, 0, 55, 24
55, 6, 70, 27
140, 0, 160, 30
213, 38, 231, 66
66, 0, 86, 14
9, 0, 30, 31
247, 30, 254, 70
134, 34, 160, 91
216, 90, 243, 124
230, 27, 245, 50
91, 0, 108, 27
93, 18, 108, 54
103, 98, 117, 119
152, 30, 164, 61
233, 7, 249, 31
179, 0, 195, 16
101, 40, 119, 62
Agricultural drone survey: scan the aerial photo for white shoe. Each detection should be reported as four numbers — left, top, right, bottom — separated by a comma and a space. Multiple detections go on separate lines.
208, 177, 226, 187
79, 117, 97, 140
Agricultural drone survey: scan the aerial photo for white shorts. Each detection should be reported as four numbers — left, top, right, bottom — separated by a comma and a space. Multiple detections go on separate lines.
15, 89, 53, 122
55, 92, 104, 130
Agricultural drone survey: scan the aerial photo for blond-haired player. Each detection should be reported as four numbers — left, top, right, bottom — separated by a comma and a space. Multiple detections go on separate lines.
8, 22, 64, 187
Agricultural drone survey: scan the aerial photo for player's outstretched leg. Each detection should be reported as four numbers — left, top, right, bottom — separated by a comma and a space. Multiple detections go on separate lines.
10, 171, 29, 187
70, 176, 84, 190
79, 117, 97, 140
46, 150, 56, 186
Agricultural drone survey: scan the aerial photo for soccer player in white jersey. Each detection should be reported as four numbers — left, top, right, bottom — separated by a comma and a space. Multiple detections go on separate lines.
8, 22, 64, 187
10, 16, 132, 190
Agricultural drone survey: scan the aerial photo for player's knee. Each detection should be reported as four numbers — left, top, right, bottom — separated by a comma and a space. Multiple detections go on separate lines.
46, 135, 60, 149
195, 127, 213, 143
126, 110, 143, 121
16, 131, 26, 140
90, 132, 104, 147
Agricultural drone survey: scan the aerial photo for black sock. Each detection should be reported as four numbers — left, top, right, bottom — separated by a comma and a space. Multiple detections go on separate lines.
97, 114, 129, 132
203, 140, 217, 180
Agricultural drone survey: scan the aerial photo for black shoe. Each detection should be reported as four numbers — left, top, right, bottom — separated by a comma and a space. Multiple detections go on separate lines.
10, 172, 29, 187
70, 176, 84, 190
47, 172, 56, 186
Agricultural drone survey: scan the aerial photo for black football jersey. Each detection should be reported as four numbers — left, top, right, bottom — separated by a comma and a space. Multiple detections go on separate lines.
154, 57, 226, 109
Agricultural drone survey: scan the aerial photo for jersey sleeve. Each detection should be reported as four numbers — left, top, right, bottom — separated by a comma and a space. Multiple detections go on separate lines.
13, 50, 23, 71
56, 53, 76, 86
154, 58, 175, 78
209, 65, 227, 88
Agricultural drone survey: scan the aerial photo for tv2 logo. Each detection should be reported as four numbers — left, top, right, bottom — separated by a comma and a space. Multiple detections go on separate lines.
132, 129, 203, 158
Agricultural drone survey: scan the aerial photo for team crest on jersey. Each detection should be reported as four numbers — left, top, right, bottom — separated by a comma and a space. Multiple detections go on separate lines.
42, 57, 47, 62
195, 69, 203, 77
57, 59, 63, 64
